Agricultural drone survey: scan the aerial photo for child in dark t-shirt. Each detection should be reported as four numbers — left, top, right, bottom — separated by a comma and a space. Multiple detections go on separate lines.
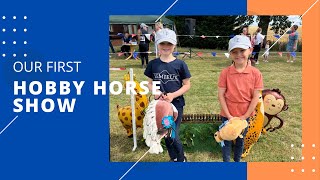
139, 23, 151, 68
144, 29, 191, 162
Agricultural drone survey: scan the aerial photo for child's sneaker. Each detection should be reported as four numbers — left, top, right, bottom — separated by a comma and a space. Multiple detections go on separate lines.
169, 158, 177, 162
183, 156, 188, 162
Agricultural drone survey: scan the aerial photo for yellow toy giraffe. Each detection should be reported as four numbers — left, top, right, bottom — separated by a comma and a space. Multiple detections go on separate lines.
242, 90, 264, 158
116, 73, 149, 137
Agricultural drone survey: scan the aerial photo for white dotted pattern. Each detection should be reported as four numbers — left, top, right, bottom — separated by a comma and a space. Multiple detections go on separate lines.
291, 168, 318, 173
1, 16, 28, 59
290, 144, 317, 174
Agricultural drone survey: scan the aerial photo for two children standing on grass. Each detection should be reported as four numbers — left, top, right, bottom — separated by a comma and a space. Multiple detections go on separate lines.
144, 29, 263, 162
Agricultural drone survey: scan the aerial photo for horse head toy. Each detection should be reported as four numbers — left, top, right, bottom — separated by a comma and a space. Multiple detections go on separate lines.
143, 99, 178, 154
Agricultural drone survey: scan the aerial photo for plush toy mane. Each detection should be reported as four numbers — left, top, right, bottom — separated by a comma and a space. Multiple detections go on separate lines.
143, 100, 178, 154
143, 100, 162, 153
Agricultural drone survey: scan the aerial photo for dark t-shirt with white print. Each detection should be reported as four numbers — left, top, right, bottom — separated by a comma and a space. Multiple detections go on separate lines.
140, 29, 150, 44
144, 58, 191, 108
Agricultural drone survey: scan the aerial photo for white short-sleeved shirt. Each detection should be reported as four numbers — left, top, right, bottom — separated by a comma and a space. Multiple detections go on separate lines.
254, 33, 264, 45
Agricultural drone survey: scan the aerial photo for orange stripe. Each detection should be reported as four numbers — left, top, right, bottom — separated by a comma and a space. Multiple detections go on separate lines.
247, 0, 320, 180
248, 0, 315, 15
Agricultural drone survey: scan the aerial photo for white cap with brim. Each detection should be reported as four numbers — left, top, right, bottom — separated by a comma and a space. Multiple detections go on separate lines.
155, 28, 177, 45
228, 35, 252, 52
140, 23, 148, 28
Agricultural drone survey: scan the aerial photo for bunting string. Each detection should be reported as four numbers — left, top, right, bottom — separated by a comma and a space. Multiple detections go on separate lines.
109, 51, 301, 58
110, 33, 302, 40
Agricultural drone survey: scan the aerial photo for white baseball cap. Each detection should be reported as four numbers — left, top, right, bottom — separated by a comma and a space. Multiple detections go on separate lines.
228, 35, 252, 52
140, 23, 148, 28
155, 28, 177, 45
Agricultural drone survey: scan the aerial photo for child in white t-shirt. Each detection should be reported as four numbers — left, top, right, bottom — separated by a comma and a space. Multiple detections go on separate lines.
263, 40, 271, 62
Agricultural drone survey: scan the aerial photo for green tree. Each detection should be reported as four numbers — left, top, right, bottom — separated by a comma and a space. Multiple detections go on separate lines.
235, 15, 292, 36
234, 15, 293, 48
167, 16, 237, 50
256, 16, 293, 37
267, 16, 293, 35
167, 16, 293, 49
236, 16, 292, 38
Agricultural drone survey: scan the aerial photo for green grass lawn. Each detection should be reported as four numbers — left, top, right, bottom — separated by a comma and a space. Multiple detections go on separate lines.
109, 51, 302, 162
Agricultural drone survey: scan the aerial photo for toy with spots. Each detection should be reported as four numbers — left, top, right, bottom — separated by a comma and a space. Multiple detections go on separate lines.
242, 91, 264, 158
117, 73, 149, 137
143, 99, 178, 154
262, 88, 288, 133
